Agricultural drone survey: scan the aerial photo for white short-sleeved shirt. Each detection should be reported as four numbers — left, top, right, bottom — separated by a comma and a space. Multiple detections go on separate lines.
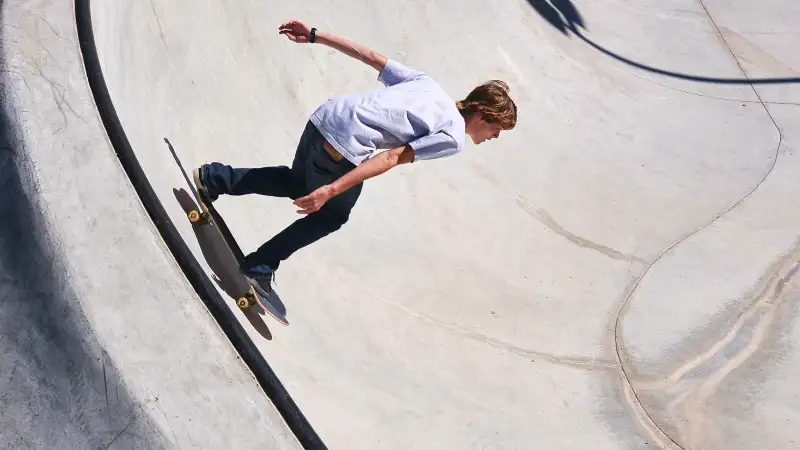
309, 59, 465, 165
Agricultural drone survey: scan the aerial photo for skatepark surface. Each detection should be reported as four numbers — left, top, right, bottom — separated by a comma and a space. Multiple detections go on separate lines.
2, 0, 799, 449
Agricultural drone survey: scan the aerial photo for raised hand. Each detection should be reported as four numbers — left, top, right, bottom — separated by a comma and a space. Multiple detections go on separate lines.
278, 20, 313, 43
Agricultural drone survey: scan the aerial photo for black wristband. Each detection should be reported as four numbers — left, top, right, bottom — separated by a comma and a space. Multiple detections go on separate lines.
309, 27, 317, 43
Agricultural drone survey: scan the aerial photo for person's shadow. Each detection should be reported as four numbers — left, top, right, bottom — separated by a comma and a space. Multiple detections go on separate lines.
524, 0, 800, 85
526, 0, 585, 35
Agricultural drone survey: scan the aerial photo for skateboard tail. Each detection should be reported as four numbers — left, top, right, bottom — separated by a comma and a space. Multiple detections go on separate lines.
164, 138, 205, 208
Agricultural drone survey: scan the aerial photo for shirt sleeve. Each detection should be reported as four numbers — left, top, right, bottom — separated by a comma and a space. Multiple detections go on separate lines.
408, 131, 460, 162
377, 59, 427, 87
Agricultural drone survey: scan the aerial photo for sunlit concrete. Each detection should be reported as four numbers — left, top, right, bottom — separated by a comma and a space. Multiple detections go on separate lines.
4, 0, 799, 448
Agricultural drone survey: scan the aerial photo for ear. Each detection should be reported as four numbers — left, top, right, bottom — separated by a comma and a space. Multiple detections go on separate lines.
466, 113, 485, 125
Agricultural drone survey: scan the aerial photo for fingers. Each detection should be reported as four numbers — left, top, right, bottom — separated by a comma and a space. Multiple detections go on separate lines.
278, 20, 303, 32
295, 204, 319, 214
293, 186, 332, 214
278, 22, 308, 43
293, 196, 319, 215
279, 31, 299, 42
294, 201, 320, 211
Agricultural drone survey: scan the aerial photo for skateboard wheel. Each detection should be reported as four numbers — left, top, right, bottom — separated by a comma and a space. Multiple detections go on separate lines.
237, 297, 249, 310
188, 210, 201, 223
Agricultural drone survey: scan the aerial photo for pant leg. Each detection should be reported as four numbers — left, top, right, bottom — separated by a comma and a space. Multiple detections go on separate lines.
241, 122, 362, 274
241, 182, 362, 274
201, 121, 319, 199
203, 164, 298, 198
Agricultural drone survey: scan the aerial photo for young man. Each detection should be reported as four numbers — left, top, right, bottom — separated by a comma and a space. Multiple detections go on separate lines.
194, 20, 517, 297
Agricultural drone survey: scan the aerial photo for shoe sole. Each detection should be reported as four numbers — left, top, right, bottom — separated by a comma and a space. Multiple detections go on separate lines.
192, 167, 214, 205
247, 276, 273, 299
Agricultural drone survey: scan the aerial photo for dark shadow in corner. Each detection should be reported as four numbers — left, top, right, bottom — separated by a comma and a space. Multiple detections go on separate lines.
525, 0, 800, 85
0, 4, 168, 446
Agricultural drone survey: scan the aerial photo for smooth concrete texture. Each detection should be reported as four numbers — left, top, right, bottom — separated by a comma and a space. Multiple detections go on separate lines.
0, 1, 301, 448
6, 0, 798, 449
91, 0, 800, 448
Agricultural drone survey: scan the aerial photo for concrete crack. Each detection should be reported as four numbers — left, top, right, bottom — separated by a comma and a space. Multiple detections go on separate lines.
460, 325, 618, 370
356, 278, 617, 371
0, 282, 14, 307
25, 57, 86, 132
610, 133, 782, 449
149, 0, 170, 53
0, 67, 32, 92
623, 68, 800, 106
101, 415, 136, 450
609, 2, 787, 446
467, 164, 646, 264
9, 11, 86, 132
25, 11, 71, 44
517, 197, 647, 264
634, 248, 800, 392
151, 396, 180, 449
102, 352, 109, 411
676, 257, 797, 445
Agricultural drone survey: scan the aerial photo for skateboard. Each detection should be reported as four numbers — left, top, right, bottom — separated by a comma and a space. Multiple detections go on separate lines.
164, 138, 288, 327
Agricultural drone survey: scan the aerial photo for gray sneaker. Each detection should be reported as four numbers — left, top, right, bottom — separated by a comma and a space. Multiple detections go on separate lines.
246, 272, 274, 298
192, 165, 218, 204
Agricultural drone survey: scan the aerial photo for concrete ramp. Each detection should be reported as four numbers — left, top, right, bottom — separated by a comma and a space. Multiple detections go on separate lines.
1, 1, 301, 448
88, 0, 800, 448
0, 139, 169, 448
3, 0, 800, 448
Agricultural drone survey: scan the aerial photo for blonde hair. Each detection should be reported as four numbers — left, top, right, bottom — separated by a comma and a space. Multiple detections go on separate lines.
456, 80, 517, 130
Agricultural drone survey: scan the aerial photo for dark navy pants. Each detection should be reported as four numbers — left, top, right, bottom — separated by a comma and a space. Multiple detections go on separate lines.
201, 121, 362, 275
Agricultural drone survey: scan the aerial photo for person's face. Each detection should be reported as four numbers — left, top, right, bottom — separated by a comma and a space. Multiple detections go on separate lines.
467, 116, 505, 144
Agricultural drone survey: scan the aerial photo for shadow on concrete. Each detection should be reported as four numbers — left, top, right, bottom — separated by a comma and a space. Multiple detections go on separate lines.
209, 275, 274, 340
0, 5, 168, 446
171, 187, 288, 336
525, 0, 800, 85
204, 201, 290, 322
526, 0, 585, 34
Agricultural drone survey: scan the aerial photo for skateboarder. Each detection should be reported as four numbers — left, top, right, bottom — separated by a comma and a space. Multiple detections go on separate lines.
194, 20, 517, 297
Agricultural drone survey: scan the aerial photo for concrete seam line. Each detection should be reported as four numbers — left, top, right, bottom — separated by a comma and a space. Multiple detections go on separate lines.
72, 1, 325, 448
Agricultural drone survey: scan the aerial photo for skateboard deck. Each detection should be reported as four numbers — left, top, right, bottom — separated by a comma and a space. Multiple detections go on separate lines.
164, 138, 288, 327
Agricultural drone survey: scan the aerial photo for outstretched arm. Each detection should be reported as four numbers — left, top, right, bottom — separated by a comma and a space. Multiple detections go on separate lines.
293, 145, 415, 215
315, 30, 388, 72
279, 20, 387, 72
